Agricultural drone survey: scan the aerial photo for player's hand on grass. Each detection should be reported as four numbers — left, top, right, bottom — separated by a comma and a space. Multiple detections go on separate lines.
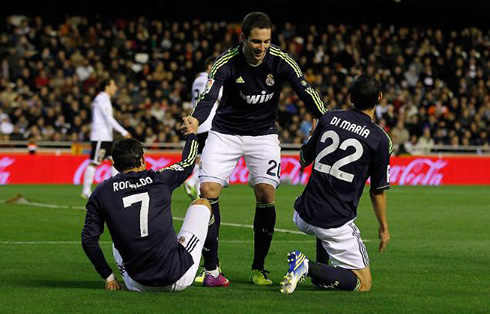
104, 273, 122, 291
105, 278, 123, 291
378, 226, 390, 253
181, 116, 199, 136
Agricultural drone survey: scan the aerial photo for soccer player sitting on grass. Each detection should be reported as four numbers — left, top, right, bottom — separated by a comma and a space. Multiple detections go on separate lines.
280, 75, 392, 293
81, 119, 212, 292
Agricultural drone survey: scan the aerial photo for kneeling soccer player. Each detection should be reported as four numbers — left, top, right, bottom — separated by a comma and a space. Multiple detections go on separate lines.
280, 75, 391, 293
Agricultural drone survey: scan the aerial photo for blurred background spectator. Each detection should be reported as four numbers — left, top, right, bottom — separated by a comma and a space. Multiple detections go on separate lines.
0, 12, 488, 155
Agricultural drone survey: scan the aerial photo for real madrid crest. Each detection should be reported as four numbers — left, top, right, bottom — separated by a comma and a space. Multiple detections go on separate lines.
265, 74, 275, 86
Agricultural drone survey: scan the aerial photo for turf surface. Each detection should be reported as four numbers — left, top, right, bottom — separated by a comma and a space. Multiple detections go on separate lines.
0, 184, 489, 313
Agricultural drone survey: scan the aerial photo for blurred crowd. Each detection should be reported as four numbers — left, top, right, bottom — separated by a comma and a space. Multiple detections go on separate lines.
0, 15, 488, 154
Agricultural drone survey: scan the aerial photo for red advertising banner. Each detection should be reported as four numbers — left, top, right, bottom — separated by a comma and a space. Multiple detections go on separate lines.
0, 153, 488, 185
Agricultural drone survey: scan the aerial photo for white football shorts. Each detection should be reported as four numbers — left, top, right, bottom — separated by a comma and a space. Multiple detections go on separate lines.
113, 204, 210, 292
199, 130, 281, 188
293, 211, 370, 269
89, 141, 113, 165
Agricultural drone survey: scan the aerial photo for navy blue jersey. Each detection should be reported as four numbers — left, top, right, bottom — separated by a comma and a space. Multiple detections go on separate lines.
82, 135, 199, 286
295, 110, 392, 229
192, 44, 326, 136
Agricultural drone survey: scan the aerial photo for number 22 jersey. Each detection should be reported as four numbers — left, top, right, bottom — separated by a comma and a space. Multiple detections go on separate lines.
296, 109, 392, 229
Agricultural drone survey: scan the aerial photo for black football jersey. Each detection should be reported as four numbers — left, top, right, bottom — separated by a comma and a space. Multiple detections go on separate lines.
192, 44, 326, 136
295, 110, 392, 229
82, 135, 199, 286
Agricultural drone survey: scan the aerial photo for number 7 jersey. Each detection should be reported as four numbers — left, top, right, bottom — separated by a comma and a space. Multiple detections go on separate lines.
296, 109, 392, 229
81, 135, 199, 286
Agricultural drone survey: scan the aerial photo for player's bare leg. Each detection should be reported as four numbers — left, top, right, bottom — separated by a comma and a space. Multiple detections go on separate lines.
199, 182, 229, 287
250, 183, 275, 285
81, 162, 97, 199
351, 266, 372, 291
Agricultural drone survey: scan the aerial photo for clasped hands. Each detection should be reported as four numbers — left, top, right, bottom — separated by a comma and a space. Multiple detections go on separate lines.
180, 116, 199, 136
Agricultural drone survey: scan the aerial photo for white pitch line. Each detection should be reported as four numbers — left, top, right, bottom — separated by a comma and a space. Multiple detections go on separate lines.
0, 199, 85, 210
0, 240, 316, 245
172, 217, 305, 235
0, 199, 305, 235
0, 198, 371, 240
0, 238, 369, 244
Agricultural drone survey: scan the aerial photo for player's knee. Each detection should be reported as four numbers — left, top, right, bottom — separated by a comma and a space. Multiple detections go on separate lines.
199, 182, 221, 198
352, 267, 372, 292
357, 272, 372, 292
254, 183, 275, 203
359, 278, 372, 292
191, 198, 211, 213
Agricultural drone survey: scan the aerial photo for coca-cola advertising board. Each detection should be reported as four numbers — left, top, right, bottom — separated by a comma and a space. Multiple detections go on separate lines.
0, 153, 488, 185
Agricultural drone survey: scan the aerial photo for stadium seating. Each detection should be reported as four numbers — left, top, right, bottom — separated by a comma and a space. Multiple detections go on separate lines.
0, 16, 487, 154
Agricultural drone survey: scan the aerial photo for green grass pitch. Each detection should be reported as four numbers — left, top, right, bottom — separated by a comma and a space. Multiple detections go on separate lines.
0, 184, 489, 313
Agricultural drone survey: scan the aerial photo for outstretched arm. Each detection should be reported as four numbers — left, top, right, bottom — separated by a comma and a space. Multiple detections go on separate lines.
99, 100, 129, 137
278, 48, 327, 118
157, 133, 199, 191
299, 118, 321, 167
192, 59, 227, 125
369, 190, 390, 253
81, 197, 122, 289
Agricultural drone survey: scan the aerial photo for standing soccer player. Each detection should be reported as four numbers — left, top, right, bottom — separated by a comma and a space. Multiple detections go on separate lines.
81, 129, 212, 292
182, 12, 326, 287
183, 56, 221, 201
81, 78, 131, 199
280, 75, 392, 294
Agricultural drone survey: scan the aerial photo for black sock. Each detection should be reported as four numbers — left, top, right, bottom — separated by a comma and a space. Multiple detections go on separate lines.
308, 261, 359, 291
252, 202, 276, 270
316, 237, 330, 264
312, 238, 330, 286
203, 197, 220, 270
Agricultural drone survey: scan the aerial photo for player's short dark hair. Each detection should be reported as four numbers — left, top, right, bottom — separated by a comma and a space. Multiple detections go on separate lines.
241, 12, 272, 38
98, 78, 113, 92
349, 75, 381, 110
112, 138, 144, 172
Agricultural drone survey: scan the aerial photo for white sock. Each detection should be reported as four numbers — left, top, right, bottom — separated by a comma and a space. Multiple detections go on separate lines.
187, 168, 199, 186
195, 182, 200, 197
205, 268, 220, 278
82, 165, 96, 195
111, 165, 119, 177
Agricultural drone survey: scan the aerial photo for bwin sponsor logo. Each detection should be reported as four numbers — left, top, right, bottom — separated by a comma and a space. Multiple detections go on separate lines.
240, 90, 274, 104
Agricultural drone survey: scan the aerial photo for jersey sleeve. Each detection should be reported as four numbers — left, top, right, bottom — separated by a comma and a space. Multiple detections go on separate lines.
369, 133, 392, 193
156, 134, 199, 191
100, 100, 129, 137
278, 51, 327, 118
192, 62, 228, 125
81, 194, 113, 280
299, 117, 325, 166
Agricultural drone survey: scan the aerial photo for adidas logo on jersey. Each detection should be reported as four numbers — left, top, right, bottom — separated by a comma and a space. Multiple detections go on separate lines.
236, 76, 245, 83
239, 90, 274, 104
